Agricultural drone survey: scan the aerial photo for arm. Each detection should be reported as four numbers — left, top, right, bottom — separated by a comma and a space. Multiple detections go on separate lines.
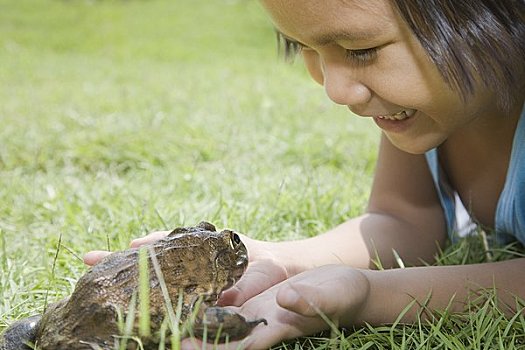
86, 134, 446, 271
237, 258, 525, 349
217, 134, 447, 307
217, 134, 448, 307
266, 133, 447, 273
358, 258, 525, 325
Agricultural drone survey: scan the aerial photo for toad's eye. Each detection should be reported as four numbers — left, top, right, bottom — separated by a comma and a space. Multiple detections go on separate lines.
230, 233, 242, 248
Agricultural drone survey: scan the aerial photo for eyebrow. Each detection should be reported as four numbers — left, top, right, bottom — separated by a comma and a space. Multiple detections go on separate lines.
277, 28, 382, 46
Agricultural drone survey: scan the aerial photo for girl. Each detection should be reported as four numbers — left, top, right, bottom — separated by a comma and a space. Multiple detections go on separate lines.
85, 0, 525, 348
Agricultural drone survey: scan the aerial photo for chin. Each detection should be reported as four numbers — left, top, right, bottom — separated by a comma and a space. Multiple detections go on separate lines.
387, 134, 445, 155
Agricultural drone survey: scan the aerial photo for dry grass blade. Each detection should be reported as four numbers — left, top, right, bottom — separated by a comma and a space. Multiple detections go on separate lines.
147, 246, 182, 350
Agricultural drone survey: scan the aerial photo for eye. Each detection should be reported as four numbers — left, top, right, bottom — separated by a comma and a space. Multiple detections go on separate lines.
276, 31, 304, 61
345, 47, 379, 65
231, 233, 242, 247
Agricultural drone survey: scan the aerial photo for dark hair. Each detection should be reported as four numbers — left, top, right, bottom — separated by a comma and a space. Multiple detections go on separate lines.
277, 0, 525, 110
392, 0, 525, 110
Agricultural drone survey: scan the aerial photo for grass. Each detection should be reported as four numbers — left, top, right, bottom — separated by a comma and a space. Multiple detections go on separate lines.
0, 0, 523, 349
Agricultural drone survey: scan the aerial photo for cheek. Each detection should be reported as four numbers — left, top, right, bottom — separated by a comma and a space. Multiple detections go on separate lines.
302, 50, 324, 85
384, 40, 460, 108
367, 44, 448, 111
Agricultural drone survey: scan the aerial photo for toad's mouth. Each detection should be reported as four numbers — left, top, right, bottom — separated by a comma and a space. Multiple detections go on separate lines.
214, 252, 248, 292
234, 256, 248, 278
375, 109, 416, 121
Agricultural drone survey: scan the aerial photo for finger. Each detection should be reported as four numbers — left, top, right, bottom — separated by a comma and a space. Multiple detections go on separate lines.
218, 260, 287, 306
181, 337, 202, 350
180, 337, 247, 350
82, 250, 111, 266
129, 230, 171, 248
276, 266, 368, 320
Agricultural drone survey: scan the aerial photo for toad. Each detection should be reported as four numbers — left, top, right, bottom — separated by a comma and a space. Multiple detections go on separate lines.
0, 222, 266, 349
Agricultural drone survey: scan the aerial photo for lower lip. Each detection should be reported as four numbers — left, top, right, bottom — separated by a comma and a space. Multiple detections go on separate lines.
373, 111, 417, 133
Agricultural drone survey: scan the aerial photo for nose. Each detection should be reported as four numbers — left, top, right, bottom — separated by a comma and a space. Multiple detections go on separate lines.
322, 61, 372, 107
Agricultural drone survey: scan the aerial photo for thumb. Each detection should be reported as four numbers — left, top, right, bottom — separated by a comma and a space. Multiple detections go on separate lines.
276, 266, 370, 324
276, 283, 328, 318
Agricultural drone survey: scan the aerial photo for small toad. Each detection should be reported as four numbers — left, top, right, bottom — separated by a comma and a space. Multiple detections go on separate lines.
0, 222, 266, 350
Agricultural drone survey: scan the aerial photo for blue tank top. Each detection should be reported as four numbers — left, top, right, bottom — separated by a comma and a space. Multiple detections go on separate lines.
425, 105, 525, 244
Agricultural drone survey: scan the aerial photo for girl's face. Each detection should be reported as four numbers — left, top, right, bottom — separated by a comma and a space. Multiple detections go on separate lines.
260, 0, 499, 154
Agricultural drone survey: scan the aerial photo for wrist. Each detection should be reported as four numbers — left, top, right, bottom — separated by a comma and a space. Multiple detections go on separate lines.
240, 236, 288, 276
267, 239, 316, 277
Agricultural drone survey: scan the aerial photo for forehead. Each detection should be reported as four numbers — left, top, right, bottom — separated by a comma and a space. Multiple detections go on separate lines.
260, 0, 398, 43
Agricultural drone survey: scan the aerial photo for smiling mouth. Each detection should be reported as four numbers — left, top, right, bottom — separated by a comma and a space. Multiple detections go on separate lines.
375, 109, 416, 121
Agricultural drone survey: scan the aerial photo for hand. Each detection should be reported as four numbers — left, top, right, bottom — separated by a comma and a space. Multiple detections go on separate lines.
183, 265, 371, 350
219, 235, 288, 307
82, 230, 171, 266
84, 228, 291, 304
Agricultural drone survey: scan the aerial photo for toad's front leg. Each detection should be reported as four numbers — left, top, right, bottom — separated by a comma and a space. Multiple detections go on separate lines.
193, 307, 267, 342
0, 315, 41, 350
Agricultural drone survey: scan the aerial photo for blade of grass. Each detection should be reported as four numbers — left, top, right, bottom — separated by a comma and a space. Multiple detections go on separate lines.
147, 246, 181, 350
43, 233, 62, 313
138, 246, 151, 338
119, 291, 137, 350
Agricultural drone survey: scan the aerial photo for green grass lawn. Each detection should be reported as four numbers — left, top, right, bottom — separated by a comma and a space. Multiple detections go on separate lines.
1, 0, 524, 348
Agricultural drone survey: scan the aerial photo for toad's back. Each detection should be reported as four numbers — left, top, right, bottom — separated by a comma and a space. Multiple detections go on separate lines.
1, 222, 256, 350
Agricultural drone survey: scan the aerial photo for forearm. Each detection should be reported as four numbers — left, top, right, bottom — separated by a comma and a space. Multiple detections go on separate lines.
264, 212, 446, 275
355, 258, 525, 326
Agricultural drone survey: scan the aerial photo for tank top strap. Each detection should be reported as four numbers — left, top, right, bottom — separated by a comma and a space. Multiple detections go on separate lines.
495, 104, 525, 243
425, 149, 457, 239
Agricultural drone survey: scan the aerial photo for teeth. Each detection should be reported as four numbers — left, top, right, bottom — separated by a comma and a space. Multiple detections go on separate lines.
377, 109, 415, 121
405, 109, 416, 117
